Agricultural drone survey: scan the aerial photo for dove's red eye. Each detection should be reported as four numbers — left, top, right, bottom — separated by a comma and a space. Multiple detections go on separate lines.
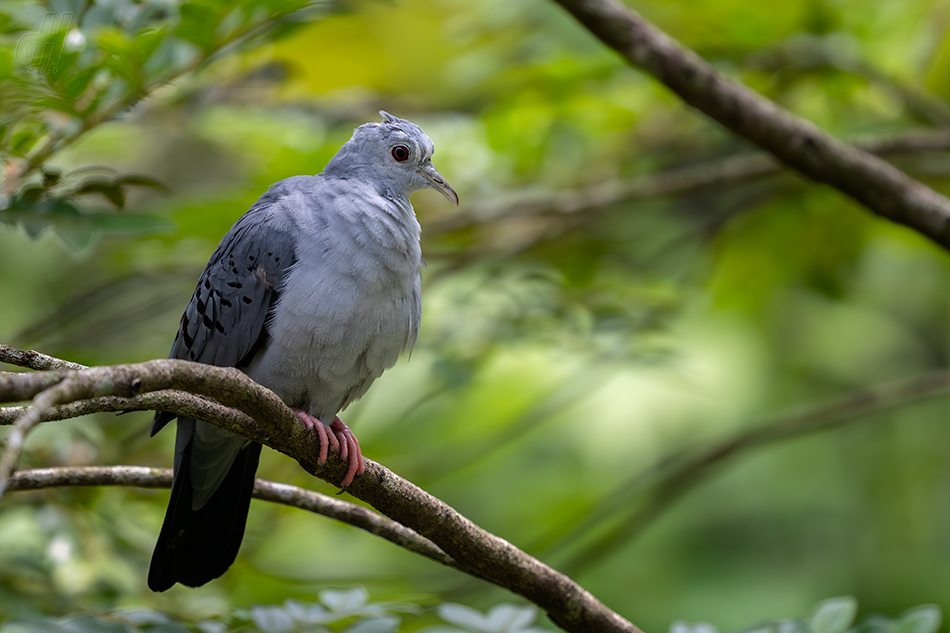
391, 145, 410, 162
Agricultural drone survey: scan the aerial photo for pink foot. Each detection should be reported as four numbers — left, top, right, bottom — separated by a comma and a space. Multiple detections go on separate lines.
294, 410, 365, 492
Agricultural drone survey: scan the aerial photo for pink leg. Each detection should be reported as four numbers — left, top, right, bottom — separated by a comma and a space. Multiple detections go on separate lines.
294, 409, 339, 466
293, 409, 364, 491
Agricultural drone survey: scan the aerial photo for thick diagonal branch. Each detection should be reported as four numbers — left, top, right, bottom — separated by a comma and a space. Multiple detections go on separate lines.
551, 0, 950, 250
0, 347, 639, 633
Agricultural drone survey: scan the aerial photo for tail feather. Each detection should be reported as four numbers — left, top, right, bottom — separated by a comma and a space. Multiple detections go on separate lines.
148, 438, 262, 591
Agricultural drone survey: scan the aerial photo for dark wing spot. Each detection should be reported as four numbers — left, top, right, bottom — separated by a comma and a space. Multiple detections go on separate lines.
202, 314, 213, 329
196, 298, 206, 313
204, 279, 211, 289
214, 320, 225, 334
243, 296, 253, 304
220, 298, 232, 308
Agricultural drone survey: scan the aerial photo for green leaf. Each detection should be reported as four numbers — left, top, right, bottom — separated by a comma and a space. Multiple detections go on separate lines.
75, 179, 126, 208
670, 621, 720, 633
42, 168, 62, 186
850, 615, 895, 633
195, 621, 228, 633
113, 173, 172, 194
59, 615, 136, 633
282, 600, 330, 624
0, 620, 70, 633
61, 66, 101, 100
810, 597, 858, 633
484, 604, 538, 633
132, 26, 167, 62
175, 2, 220, 53
320, 587, 370, 612
249, 606, 295, 633
342, 616, 400, 633
116, 611, 173, 626
437, 604, 491, 632
892, 607, 941, 633
140, 626, 192, 633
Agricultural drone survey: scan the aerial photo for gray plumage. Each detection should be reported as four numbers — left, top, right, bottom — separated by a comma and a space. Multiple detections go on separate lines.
148, 111, 458, 592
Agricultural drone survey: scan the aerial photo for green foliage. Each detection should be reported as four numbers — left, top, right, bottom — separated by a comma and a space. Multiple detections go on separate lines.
2, 0, 950, 631
673, 597, 941, 633
0, 591, 548, 633
2, 595, 940, 633
0, 0, 328, 244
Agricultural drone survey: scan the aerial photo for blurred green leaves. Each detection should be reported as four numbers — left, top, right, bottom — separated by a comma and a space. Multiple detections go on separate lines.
1, 595, 940, 633
673, 598, 941, 633
0, 593, 542, 633
0, 0, 331, 246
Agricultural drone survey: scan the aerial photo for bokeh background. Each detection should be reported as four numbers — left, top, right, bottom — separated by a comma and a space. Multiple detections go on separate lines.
2, 0, 950, 630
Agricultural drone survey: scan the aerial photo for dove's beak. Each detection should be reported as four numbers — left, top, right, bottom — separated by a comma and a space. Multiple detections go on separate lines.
419, 163, 459, 207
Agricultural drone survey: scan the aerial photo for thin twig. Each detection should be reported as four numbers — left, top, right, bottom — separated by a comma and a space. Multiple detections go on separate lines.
6, 466, 456, 568
0, 344, 86, 371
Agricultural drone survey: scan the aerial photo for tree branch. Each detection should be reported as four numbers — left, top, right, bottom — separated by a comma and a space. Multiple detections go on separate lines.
432, 129, 950, 236
5, 465, 456, 568
550, 0, 950, 250
0, 346, 640, 633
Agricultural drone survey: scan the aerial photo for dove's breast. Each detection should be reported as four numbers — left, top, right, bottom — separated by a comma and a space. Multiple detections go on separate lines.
243, 181, 422, 422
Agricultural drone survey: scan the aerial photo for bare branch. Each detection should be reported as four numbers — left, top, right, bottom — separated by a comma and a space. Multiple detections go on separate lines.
6, 466, 456, 568
550, 0, 950, 250
0, 344, 86, 371
0, 348, 639, 633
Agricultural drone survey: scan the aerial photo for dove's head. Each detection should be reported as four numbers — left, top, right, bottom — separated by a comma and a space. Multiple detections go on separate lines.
323, 111, 459, 207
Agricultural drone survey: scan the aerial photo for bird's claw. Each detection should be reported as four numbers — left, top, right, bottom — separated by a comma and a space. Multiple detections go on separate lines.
294, 410, 364, 491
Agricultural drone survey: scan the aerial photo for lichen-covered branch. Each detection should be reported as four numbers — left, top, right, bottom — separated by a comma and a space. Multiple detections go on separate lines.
0, 346, 640, 633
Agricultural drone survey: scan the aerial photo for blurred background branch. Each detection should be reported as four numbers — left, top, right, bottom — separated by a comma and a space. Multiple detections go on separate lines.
552, 0, 950, 249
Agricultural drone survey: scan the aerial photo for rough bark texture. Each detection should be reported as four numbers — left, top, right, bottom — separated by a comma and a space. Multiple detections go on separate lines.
0, 347, 641, 633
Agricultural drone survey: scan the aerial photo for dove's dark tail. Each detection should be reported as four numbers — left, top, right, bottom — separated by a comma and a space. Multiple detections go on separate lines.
147, 434, 262, 592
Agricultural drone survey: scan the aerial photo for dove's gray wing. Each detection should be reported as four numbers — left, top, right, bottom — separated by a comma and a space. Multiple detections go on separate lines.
152, 188, 296, 435
148, 186, 297, 592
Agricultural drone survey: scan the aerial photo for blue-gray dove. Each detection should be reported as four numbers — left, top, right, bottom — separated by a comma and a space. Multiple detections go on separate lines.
148, 112, 458, 592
